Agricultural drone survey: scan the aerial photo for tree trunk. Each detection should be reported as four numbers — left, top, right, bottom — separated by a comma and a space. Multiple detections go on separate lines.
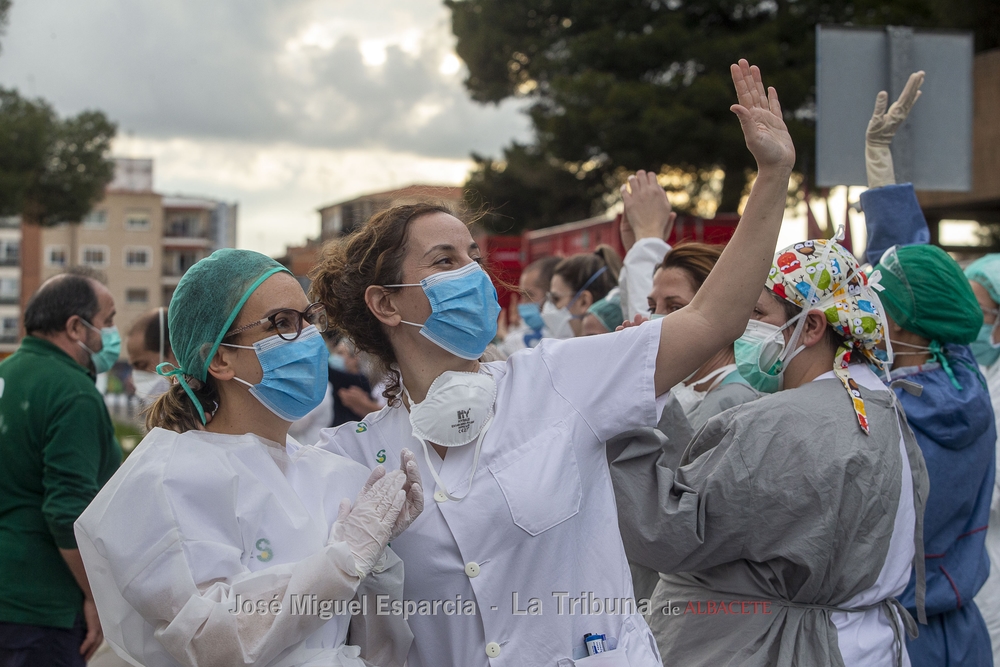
717, 168, 746, 214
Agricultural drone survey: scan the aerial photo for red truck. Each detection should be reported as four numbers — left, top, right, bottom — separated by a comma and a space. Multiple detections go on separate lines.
484, 212, 740, 309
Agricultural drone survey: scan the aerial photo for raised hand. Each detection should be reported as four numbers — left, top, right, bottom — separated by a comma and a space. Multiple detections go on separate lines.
729, 59, 795, 173
620, 170, 677, 245
867, 70, 924, 146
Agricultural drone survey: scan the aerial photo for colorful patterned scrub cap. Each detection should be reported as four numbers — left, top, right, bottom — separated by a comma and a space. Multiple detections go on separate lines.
766, 234, 890, 434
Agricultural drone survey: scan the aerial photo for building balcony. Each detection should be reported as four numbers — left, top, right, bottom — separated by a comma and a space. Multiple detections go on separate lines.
162, 236, 211, 249
0, 258, 18, 267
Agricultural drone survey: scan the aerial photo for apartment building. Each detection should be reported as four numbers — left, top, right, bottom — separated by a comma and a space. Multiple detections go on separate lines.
0, 217, 20, 355
41, 160, 164, 344
14, 158, 238, 361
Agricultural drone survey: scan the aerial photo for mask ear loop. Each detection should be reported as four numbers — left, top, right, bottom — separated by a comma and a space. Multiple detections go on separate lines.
158, 307, 165, 366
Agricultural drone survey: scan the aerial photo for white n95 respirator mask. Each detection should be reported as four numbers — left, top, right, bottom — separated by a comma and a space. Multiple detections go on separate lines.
405, 370, 497, 502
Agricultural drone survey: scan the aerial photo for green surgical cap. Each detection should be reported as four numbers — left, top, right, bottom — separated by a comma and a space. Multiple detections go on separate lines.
875, 244, 982, 344
159, 249, 290, 423
587, 292, 623, 333
965, 254, 1000, 305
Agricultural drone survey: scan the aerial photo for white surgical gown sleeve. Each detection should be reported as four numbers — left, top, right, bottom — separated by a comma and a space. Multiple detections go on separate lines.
619, 238, 670, 321
347, 548, 411, 667
537, 317, 661, 441
75, 446, 364, 667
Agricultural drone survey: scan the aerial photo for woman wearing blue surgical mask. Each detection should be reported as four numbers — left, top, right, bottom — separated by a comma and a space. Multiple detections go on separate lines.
311, 59, 798, 667
74, 249, 423, 667
544, 246, 621, 338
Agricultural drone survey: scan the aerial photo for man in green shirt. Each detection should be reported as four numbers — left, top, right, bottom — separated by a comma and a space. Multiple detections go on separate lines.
0, 272, 122, 666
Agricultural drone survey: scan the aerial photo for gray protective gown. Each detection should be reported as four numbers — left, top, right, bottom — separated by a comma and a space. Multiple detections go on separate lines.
610, 376, 929, 667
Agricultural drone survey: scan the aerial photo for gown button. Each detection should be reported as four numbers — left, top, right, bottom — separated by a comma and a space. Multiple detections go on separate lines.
485, 642, 501, 658
465, 562, 480, 578
433, 490, 448, 503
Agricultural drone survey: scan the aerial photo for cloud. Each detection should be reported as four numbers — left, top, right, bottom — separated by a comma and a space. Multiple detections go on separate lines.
0, 0, 530, 159
116, 136, 475, 254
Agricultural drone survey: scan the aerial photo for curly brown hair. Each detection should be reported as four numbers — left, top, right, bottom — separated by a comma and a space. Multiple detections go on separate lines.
309, 203, 455, 406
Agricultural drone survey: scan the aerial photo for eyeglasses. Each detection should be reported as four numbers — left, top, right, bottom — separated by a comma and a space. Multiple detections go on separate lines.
225, 302, 329, 341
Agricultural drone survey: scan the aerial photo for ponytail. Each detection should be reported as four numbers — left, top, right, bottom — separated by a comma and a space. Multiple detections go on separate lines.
145, 377, 219, 434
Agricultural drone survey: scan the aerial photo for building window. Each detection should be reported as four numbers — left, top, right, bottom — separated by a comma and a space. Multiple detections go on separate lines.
126, 288, 149, 304
125, 211, 151, 231
0, 316, 17, 342
81, 245, 108, 267
46, 245, 68, 267
0, 277, 18, 304
124, 246, 152, 269
0, 240, 19, 266
82, 210, 108, 229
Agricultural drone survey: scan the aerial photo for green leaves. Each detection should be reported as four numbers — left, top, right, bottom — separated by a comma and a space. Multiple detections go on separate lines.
449, 0, 989, 219
0, 88, 116, 225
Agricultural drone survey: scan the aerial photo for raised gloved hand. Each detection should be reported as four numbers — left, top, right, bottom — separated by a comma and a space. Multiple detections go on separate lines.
866, 71, 924, 189
359, 449, 424, 542
331, 468, 406, 578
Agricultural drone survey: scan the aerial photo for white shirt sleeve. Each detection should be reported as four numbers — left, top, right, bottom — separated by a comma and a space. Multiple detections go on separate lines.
536, 318, 661, 442
619, 238, 671, 321
74, 437, 363, 667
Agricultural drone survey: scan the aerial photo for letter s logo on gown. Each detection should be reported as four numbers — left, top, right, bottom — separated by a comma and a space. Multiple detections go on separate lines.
256, 538, 274, 562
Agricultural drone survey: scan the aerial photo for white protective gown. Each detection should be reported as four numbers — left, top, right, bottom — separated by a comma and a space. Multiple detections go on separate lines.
319, 320, 665, 667
974, 360, 1000, 664
74, 428, 411, 667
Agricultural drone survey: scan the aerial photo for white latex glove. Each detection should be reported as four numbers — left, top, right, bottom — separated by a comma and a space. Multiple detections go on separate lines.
866, 71, 924, 188
360, 449, 424, 541
331, 468, 406, 578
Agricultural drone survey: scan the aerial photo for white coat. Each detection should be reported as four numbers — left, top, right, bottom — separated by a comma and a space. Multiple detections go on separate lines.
74, 428, 411, 667
319, 319, 665, 667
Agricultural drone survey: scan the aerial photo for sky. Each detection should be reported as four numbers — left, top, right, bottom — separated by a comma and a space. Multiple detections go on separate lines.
0, 0, 531, 255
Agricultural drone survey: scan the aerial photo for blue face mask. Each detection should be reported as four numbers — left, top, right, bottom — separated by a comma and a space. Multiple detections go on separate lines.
387, 262, 501, 360
518, 302, 545, 331
222, 325, 329, 421
328, 352, 347, 372
80, 320, 121, 374
970, 323, 1000, 367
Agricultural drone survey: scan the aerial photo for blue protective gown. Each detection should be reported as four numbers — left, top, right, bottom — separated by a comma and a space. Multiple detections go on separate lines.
862, 183, 997, 667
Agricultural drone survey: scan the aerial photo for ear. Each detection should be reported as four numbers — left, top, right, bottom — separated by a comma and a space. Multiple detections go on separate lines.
800, 311, 830, 348
365, 285, 402, 327
65, 315, 88, 343
206, 346, 238, 382
575, 290, 595, 312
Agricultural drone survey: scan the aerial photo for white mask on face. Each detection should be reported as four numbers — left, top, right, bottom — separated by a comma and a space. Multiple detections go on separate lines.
540, 300, 575, 339
405, 370, 497, 502
132, 370, 170, 403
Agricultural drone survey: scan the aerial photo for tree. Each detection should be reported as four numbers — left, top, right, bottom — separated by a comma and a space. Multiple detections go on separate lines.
465, 143, 607, 233
0, 89, 117, 226
449, 0, 992, 222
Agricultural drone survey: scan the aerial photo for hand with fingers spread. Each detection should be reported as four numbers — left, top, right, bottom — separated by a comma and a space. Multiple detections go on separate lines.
331, 468, 407, 577
866, 70, 925, 188
360, 449, 424, 541
729, 59, 795, 174
620, 170, 677, 247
